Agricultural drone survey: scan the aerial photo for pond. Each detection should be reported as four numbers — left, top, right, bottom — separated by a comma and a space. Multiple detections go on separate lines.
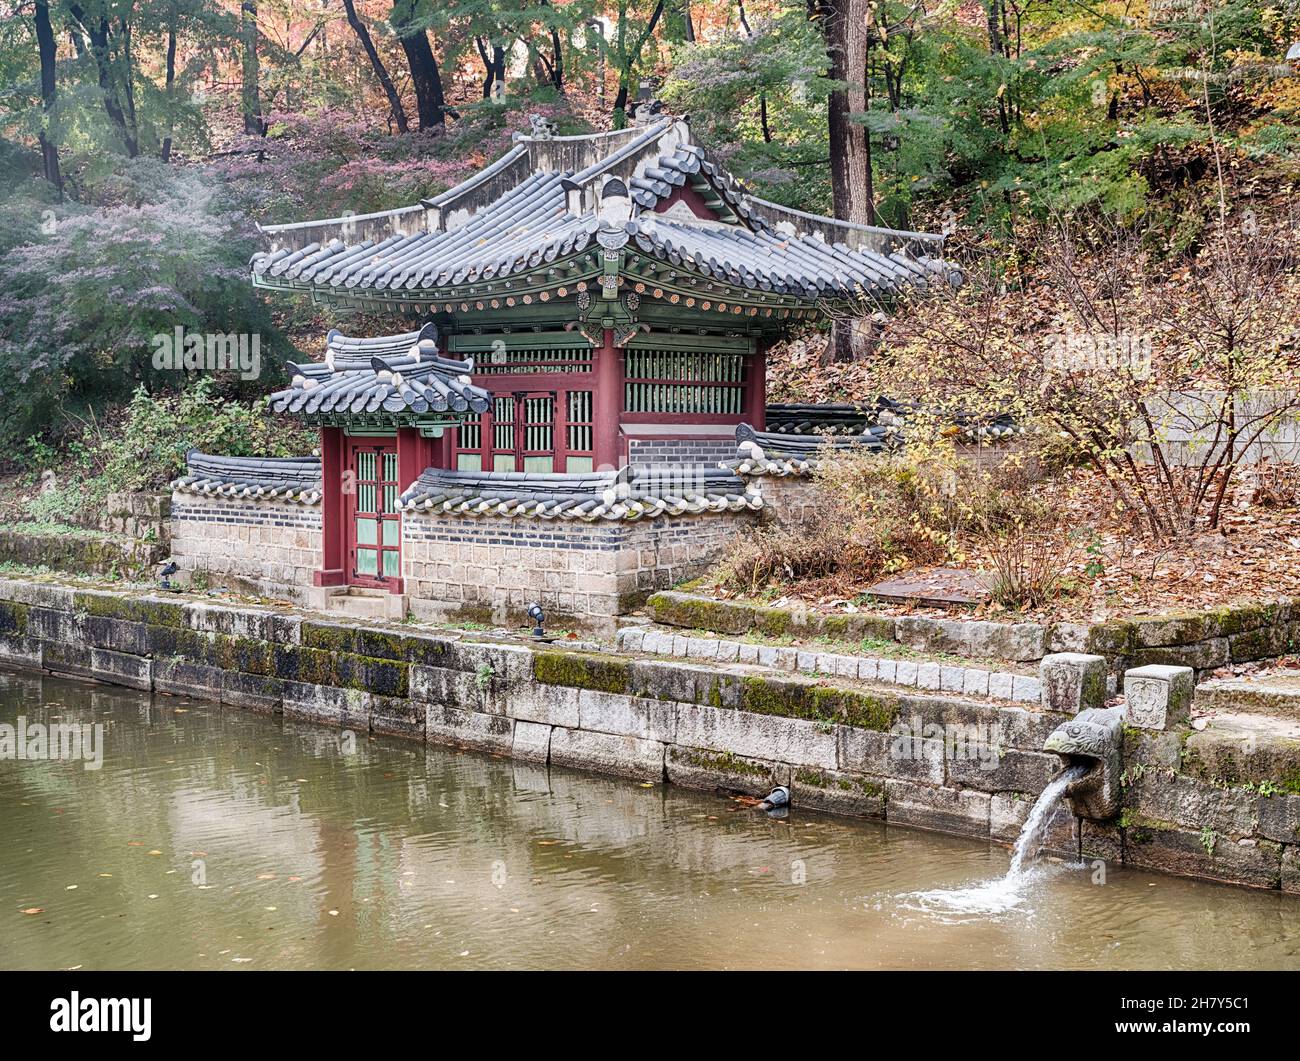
2, 667, 1298, 970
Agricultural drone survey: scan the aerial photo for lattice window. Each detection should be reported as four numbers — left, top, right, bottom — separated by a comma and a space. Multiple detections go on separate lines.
465, 343, 594, 375
624, 349, 747, 415
566, 391, 594, 473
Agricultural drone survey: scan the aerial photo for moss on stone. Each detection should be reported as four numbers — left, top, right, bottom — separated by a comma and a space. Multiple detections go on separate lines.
682, 749, 771, 779
794, 766, 884, 797
740, 675, 816, 719
333, 652, 410, 698
647, 592, 755, 636
534, 650, 630, 695
736, 675, 898, 730
0, 600, 30, 635
753, 607, 794, 638
272, 644, 335, 685
1084, 620, 1135, 656
74, 591, 184, 628
301, 621, 357, 654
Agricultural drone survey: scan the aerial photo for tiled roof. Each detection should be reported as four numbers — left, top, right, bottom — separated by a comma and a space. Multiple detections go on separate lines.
722, 423, 898, 477
765, 401, 1023, 443
250, 118, 953, 309
172, 451, 322, 503
267, 324, 491, 422
397, 467, 760, 521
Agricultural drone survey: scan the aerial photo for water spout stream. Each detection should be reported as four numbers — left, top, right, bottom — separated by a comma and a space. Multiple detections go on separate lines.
1008, 763, 1087, 878
892, 764, 1087, 919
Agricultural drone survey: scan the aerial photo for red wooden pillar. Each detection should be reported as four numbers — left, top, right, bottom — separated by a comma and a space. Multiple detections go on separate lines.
392, 426, 433, 596
314, 426, 347, 587
396, 426, 432, 493
746, 342, 767, 430
593, 327, 623, 470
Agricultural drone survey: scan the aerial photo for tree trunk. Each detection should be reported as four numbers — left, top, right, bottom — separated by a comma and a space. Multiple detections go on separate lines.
476, 37, 506, 99
817, 0, 873, 362
34, 0, 62, 195
392, 1, 446, 129
67, 5, 140, 156
161, 8, 177, 161
342, 0, 408, 132
241, 0, 265, 135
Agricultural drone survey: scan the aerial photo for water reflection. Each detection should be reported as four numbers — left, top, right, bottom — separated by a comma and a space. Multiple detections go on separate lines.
1, 668, 1298, 970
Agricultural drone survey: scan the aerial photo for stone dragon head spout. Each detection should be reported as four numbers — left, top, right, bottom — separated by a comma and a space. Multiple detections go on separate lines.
1043, 707, 1125, 821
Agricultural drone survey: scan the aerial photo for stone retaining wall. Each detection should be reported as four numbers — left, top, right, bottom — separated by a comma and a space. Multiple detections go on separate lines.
0, 525, 164, 578
0, 577, 1295, 893
647, 590, 1300, 678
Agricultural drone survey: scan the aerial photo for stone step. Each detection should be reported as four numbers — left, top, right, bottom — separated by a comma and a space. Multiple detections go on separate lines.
616, 623, 1049, 705
324, 589, 407, 620
1196, 670, 1300, 721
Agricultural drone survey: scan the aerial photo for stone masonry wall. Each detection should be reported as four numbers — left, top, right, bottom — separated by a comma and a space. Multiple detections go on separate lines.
170, 493, 321, 602
0, 577, 1294, 892
402, 510, 752, 632
647, 590, 1300, 680
753, 475, 822, 526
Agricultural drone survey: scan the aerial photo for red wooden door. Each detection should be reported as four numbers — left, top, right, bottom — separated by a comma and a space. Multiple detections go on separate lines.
346, 440, 400, 587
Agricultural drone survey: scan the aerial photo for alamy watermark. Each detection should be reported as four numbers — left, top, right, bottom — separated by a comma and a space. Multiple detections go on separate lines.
1044, 330, 1152, 381
0, 716, 103, 770
890, 714, 1006, 771
151, 326, 262, 380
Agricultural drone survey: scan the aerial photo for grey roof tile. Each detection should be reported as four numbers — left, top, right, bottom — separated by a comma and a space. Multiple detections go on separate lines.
172, 451, 322, 503
398, 467, 760, 521
721, 423, 898, 477
251, 118, 954, 306
267, 323, 491, 421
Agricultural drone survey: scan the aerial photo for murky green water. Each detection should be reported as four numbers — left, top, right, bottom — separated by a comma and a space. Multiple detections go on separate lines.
2, 667, 1298, 970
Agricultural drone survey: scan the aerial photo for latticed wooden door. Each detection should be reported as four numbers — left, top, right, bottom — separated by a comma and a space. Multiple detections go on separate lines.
346, 442, 400, 587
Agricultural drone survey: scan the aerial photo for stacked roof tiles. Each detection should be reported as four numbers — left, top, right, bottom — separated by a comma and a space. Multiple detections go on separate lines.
267, 324, 491, 422
722, 423, 899, 478
250, 118, 953, 306
765, 401, 1023, 443
397, 467, 760, 522
172, 451, 323, 504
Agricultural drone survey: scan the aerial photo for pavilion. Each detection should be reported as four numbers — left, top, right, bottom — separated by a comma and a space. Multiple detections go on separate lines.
171, 113, 952, 628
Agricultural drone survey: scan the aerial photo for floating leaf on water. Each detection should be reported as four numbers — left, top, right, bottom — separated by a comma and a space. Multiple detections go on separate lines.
65, 885, 77, 890
21, 907, 43, 915
328, 909, 339, 916
147, 850, 162, 856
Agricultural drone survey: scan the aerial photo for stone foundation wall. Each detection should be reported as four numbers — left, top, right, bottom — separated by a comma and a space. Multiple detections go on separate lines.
0, 526, 164, 578
402, 510, 751, 632
647, 590, 1300, 679
753, 475, 822, 526
94, 492, 171, 542
169, 493, 321, 602
0, 578, 1294, 892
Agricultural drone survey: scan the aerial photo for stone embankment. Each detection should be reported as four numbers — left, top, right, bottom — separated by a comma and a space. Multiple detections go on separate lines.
0, 576, 1296, 892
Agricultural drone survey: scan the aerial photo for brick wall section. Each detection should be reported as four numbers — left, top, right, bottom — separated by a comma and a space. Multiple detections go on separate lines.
0, 578, 1294, 892
625, 437, 736, 467
170, 493, 321, 601
402, 509, 753, 630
